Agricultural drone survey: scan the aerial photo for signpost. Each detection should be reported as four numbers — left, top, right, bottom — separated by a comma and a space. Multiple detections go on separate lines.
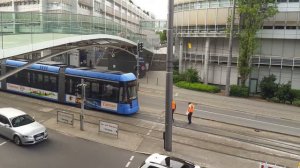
99, 121, 119, 138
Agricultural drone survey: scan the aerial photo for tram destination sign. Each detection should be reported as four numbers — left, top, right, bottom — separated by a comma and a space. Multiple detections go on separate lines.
99, 121, 119, 137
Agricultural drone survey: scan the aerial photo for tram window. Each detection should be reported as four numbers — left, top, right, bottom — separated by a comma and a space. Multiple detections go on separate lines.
31, 73, 37, 88
127, 81, 137, 99
102, 82, 119, 102
90, 82, 100, 99
49, 75, 58, 92
44, 74, 51, 91
26, 71, 31, 86
37, 73, 43, 89
65, 76, 80, 95
6, 67, 17, 83
18, 70, 27, 86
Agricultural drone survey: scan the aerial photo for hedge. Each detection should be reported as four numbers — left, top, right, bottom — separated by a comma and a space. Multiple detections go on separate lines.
230, 85, 249, 97
175, 81, 220, 93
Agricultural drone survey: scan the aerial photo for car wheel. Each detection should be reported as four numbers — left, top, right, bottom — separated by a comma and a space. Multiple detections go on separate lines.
14, 135, 22, 146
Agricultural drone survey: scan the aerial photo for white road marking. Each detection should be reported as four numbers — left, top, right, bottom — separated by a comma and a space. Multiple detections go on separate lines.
125, 161, 131, 167
146, 130, 152, 136
0, 141, 7, 146
125, 155, 135, 167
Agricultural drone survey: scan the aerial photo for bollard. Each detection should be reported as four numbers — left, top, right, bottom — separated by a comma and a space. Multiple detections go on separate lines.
147, 75, 148, 84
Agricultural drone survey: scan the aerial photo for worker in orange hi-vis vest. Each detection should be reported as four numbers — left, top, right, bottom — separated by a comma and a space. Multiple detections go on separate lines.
171, 100, 176, 122
187, 102, 195, 124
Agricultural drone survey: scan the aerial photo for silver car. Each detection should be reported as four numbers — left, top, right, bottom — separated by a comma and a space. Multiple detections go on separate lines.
0, 108, 48, 145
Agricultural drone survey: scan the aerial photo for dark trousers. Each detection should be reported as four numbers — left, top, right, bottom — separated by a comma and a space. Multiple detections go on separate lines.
188, 112, 193, 124
172, 109, 175, 121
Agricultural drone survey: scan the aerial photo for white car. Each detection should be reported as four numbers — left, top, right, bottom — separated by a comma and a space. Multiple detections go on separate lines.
139, 153, 200, 168
0, 108, 48, 145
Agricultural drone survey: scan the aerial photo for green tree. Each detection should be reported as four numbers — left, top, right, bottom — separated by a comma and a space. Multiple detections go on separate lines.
157, 30, 167, 44
237, 0, 277, 85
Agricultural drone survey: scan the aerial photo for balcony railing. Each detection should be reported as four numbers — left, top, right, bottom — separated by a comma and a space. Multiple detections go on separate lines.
182, 52, 300, 68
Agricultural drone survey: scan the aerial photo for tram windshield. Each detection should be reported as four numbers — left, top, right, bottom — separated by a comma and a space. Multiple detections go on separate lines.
127, 81, 137, 100
120, 81, 137, 103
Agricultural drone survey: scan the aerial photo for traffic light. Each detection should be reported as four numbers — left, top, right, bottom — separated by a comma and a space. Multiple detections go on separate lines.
138, 42, 143, 52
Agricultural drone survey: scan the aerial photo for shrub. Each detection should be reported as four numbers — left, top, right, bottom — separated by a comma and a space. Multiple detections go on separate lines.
293, 99, 300, 107
183, 68, 200, 83
275, 82, 296, 104
259, 74, 277, 99
230, 85, 249, 97
292, 89, 300, 99
175, 81, 220, 93
173, 69, 200, 83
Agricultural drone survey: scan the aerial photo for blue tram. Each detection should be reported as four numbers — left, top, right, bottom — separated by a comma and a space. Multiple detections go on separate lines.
0, 59, 139, 115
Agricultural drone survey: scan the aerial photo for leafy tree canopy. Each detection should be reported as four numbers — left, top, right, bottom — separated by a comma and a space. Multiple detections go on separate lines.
236, 0, 277, 86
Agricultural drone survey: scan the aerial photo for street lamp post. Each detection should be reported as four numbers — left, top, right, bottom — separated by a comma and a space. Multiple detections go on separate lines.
225, 0, 236, 96
77, 78, 87, 131
164, 0, 174, 152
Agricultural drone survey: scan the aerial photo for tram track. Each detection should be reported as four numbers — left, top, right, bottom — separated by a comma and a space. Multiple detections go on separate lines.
1, 91, 300, 165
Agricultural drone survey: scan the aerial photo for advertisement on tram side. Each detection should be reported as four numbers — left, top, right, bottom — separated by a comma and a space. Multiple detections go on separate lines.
6, 83, 58, 100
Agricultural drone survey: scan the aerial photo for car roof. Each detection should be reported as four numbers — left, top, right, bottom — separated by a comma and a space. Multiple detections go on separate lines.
0, 108, 26, 119
146, 153, 168, 165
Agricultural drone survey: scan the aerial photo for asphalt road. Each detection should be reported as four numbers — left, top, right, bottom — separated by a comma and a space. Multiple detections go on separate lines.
0, 129, 147, 168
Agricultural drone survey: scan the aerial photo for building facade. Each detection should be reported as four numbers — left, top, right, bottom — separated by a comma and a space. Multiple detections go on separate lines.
0, 0, 155, 34
174, 0, 300, 92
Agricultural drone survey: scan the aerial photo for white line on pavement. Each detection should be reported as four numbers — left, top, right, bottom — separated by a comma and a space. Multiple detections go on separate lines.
0, 141, 7, 146
130, 156, 134, 161
125, 161, 131, 168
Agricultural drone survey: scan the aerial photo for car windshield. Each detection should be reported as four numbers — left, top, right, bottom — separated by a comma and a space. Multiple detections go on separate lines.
11, 114, 35, 127
165, 157, 195, 168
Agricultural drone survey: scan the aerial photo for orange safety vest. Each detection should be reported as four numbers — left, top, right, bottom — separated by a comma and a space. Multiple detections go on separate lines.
188, 104, 195, 113
172, 100, 176, 110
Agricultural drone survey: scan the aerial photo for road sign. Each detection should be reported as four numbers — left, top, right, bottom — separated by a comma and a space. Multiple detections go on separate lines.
99, 121, 119, 137
259, 162, 286, 168
57, 111, 74, 126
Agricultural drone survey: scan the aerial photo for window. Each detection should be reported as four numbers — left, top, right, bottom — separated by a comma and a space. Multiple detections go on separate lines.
102, 82, 119, 102
274, 26, 285, 29
65, 76, 81, 95
286, 26, 296, 29
263, 26, 273, 29
0, 115, 10, 125
11, 115, 35, 128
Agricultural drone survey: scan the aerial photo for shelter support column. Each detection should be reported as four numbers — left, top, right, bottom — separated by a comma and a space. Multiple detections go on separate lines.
203, 38, 210, 84
179, 38, 183, 73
